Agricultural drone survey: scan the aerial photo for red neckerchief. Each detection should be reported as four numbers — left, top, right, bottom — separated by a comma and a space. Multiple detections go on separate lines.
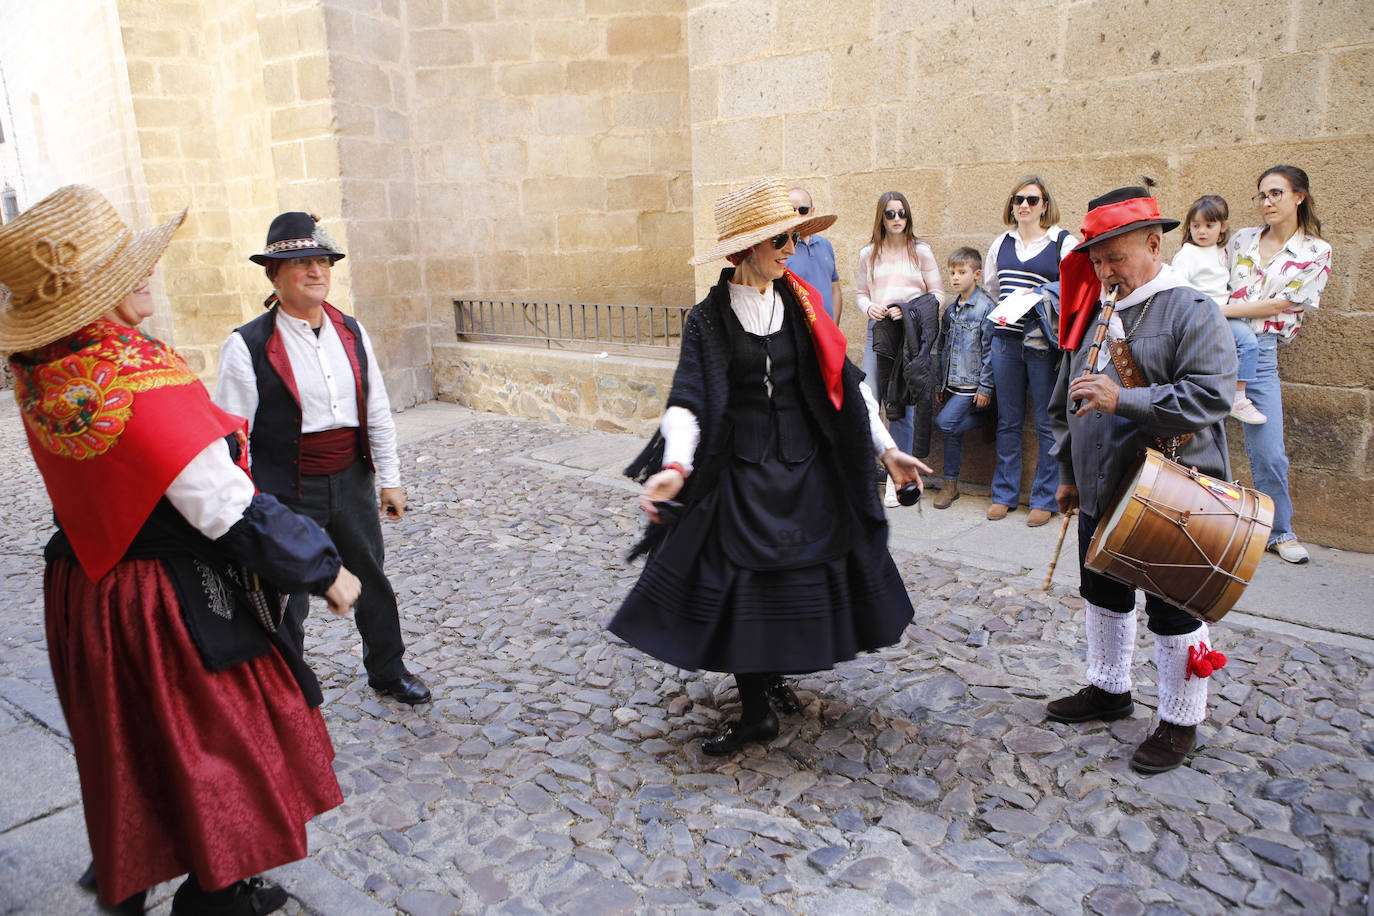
10, 320, 246, 581
783, 268, 847, 409
1059, 197, 1169, 350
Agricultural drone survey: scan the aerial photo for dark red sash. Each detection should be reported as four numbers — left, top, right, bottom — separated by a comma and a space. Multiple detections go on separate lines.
300, 427, 361, 475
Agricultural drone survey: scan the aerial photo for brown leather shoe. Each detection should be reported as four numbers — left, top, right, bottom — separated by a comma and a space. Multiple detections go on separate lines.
1046, 685, 1134, 723
1130, 721, 1197, 773
933, 481, 960, 509
986, 503, 1011, 520
1027, 508, 1053, 527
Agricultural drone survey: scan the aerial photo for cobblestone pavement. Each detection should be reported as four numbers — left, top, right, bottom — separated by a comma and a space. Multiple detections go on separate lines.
1, 399, 1371, 915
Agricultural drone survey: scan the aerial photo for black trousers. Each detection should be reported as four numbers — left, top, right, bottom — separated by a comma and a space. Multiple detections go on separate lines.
279, 460, 408, 680
1077, 510, 1202, 637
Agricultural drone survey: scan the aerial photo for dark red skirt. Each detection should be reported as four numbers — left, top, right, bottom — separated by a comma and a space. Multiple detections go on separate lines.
44, 557, 343, 905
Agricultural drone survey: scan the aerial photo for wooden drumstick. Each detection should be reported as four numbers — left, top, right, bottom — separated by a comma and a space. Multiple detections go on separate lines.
1044, 508, 1075, 591
1072, 283, 1121, 413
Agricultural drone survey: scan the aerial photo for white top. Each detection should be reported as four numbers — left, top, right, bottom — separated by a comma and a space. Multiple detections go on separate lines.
1170, 242, 1228, 307
854, 241, 944, 317
660, 282, 895, 472
164, 439, 256, 540
983, 225, 1078, 301
215, 310, 402, 488
1093, 263, 1188, 371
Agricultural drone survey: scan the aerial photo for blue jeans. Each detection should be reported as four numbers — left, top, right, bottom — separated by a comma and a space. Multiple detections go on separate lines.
935, 392, 988, 482
862, 318, 913, 453
1230, 318, 1258, 383
1241, 333, 1295, 544
989, 334, 1059, 511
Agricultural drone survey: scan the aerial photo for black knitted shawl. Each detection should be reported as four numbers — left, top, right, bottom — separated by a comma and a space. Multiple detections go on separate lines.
626, 268, 884, 558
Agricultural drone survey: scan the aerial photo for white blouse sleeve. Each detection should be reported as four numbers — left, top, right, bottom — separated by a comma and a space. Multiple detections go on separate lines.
861, 383, 897, 454
660, 406, 700, 472
164, 439, 256, 541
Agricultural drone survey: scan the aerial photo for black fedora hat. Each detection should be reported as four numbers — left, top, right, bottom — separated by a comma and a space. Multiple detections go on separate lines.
1070, 186, 1180, 252
249, 211, 346, 265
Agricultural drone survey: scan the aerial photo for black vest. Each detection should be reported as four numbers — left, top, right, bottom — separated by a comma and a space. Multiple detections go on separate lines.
234, 303, 372, 500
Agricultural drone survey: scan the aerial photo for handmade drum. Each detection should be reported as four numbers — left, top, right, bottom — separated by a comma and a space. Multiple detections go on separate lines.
1085, 449, 1274, 623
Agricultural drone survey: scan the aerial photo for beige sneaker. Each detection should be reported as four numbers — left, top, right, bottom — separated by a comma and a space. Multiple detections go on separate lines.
883, 478, 899, 508
1231, 394, 1267, 424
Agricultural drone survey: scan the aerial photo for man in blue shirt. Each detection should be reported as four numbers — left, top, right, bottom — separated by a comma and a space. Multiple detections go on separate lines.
787, 187, 842, 322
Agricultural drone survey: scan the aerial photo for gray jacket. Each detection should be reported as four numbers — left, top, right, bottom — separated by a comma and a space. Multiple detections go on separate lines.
1049, 284, 1237, 517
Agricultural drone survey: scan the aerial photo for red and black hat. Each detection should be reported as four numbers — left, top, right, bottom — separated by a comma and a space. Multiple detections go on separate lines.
249, 211, 346, 265
1069, 186, 1180, 252
1058, 187, 1178, 350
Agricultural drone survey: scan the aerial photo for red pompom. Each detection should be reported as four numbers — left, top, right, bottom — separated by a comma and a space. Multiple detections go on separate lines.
1187, 644, 1228, 680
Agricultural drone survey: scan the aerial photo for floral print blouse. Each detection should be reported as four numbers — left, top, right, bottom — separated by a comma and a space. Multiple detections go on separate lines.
1227, 226, 1332, 343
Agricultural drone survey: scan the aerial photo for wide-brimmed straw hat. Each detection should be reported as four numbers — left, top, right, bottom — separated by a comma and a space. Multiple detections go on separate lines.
0, 185, 186, 354
689, 178, 837, 266
249, 211, 346, 265
1069, 186, 1179, 252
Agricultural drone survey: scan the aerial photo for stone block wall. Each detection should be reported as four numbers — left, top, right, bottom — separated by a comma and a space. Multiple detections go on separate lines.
686, 0, 1374, 550
433, 340, 668, 435
408, 0, 696, 321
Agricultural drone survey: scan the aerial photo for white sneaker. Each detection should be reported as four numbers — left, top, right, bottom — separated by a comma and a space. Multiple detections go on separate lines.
1268, 538, 1310, 564
1231, 395, 1267, 424
884, 478, 899, 509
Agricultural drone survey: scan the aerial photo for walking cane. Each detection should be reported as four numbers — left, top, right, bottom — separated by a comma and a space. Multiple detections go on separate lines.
1043, 508, 1074, 590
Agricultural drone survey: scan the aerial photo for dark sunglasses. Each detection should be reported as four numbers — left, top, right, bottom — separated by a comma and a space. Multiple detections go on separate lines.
883, 208, 907, 220
795, 205, 811, 215
770, 231, 801, 249
1012, 194, 1043, 207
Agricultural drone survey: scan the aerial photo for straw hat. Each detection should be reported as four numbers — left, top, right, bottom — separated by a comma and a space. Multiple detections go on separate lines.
0, 185, 185, 353
689, 178, 837, 266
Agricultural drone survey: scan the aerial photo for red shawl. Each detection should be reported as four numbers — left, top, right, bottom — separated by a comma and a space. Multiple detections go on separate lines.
784, 268, 847, 409
10, 320, 246, 582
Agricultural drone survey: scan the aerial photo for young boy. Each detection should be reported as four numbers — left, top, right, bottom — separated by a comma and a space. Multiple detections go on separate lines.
933, 247, 997, 508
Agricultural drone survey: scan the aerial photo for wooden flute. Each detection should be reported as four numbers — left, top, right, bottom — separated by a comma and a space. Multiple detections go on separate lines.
1071, 283, 1120, 413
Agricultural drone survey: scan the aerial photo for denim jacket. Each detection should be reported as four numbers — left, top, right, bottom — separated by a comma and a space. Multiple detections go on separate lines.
937, 285, 996, 397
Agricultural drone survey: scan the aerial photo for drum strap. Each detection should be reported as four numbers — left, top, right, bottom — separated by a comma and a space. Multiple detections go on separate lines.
1107, 336, 1194, 459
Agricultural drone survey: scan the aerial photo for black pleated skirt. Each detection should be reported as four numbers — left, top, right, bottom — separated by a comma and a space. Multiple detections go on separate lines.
610, 442, 914, 674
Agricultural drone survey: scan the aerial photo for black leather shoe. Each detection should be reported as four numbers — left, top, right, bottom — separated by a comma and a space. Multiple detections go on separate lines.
702, 710, 779, 756
1046, 685, 1134, 723
368, 672, 432, 705
766, 676, 802, 715
172, 875, 286, 916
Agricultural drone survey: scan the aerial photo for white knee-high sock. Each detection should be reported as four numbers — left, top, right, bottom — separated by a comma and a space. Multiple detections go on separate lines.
1084, 603, 1135, 694
1154, 624, 1214, 726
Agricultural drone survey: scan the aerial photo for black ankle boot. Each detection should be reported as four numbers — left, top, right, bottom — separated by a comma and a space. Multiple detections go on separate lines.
702, 709, 779, 756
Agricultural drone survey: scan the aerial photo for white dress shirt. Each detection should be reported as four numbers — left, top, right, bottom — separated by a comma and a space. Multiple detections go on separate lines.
215, 309, 402, 488
660, 282, 895, 472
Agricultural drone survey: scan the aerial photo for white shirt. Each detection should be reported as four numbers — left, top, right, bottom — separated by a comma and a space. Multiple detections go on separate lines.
1094, 263, 1187, 371
1170, 242, 1229, 307
215, 310, 402, 489
660, 282, 895, 472
983, 225, 1078, 301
